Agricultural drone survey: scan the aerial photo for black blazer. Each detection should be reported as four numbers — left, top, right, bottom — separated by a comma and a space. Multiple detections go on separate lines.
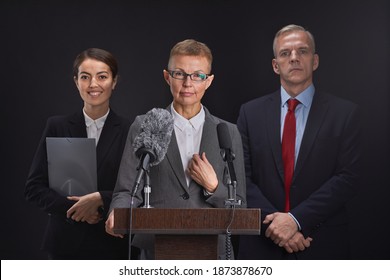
25, 109, 130, 259
237, 90, 361, 259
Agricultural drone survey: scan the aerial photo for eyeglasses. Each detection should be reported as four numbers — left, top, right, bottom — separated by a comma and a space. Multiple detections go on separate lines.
167, 70, 210, 82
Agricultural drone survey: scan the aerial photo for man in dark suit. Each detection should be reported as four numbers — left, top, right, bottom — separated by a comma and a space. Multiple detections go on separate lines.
25, 48, 130, 259
237, 24, 360, 259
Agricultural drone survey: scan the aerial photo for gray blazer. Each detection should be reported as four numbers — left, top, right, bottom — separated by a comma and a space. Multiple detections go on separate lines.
110, 106, 247, 259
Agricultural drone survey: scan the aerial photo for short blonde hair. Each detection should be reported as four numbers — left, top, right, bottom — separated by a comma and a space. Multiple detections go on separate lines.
168, 39, 213, 72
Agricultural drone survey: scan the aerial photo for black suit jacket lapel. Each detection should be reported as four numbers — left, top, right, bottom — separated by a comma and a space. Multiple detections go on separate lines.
266, 91, 285, 182
96, 110, 121, 170
68, 112, 87, 137
294, 92, 329, 178
68, 110, 122, 171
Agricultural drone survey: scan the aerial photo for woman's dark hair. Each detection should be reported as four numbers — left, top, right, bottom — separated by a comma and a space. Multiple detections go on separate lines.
72, 48, 118, 78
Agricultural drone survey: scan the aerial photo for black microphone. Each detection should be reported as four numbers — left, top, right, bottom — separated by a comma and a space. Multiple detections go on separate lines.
217, 123, 237, 181
217, 123, 241, 207
131, 108, 174, 196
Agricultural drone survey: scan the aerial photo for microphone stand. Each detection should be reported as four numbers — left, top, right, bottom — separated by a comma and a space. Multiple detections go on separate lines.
220, 149, 242, 208
128, 153, 153, 259
224, 178, 239, 208
220, 148, 241, 260
132, 153, 153, 208
142, 170, 153, 208
132, 152, 152, 199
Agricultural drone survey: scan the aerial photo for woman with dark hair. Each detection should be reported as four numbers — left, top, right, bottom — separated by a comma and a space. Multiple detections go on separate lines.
25, 48, 130, 259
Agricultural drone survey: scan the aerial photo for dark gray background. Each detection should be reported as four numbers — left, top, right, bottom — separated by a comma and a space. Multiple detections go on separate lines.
1, 0, 389, 259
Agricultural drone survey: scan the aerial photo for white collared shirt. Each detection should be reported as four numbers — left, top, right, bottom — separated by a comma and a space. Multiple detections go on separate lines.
171, 104, 205, 186
83, 109, 109, 146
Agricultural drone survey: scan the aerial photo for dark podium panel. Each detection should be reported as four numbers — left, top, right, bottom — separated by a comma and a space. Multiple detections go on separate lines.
114, 208, 261, 259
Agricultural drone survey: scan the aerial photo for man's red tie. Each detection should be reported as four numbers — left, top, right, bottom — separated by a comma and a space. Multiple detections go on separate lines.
282, 99, 300, 212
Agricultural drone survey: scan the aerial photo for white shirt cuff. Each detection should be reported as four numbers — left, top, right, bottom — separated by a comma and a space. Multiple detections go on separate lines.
288, 212, 302, 231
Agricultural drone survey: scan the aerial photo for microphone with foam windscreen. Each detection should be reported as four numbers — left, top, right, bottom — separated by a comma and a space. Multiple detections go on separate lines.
127, 108, 173, 258
131, 108, 174, 197
217, 123, 241, 207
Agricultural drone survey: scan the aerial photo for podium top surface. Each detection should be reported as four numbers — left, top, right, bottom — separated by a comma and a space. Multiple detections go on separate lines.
113, 207, 261, 235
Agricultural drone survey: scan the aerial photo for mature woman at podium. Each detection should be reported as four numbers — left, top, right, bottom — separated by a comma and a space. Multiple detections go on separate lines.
105, 39, 247, 259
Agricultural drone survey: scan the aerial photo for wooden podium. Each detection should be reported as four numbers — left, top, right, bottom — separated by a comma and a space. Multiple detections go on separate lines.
113, 207, 261, 259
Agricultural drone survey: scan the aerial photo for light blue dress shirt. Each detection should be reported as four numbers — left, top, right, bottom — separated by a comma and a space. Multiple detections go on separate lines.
280, 85, 314, 229
280, 85, 315, 165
